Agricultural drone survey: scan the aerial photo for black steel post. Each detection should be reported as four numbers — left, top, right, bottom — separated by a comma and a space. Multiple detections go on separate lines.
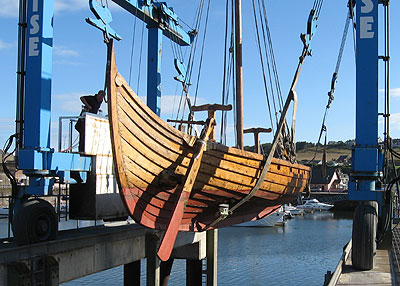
186, 259, 202, 286
124, 260, 141, 286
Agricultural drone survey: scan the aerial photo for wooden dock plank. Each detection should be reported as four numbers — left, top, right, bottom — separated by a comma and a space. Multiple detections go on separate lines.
336, 250, 392, 285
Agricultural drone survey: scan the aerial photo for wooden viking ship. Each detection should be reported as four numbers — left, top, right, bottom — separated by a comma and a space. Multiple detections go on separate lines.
106, 41, 311, 260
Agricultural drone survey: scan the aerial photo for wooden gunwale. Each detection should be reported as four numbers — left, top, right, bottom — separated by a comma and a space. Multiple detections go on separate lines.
122, 147, 299, 201
118, 82, 308, 175
120, 144, 305, 204
120, 139, 301, 201
118, 106, 308, 185
122, 162, 287, 210
122, 114, 306, 184
118, 118, 306, 192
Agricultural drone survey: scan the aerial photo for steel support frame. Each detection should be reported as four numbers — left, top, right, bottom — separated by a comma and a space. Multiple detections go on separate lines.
17, 0, 92, 199
147, 27, 163, 116
111, 0, 192, 46
92, 0, 193, 115
23, 0, 53, 149
349, 0, 383, 203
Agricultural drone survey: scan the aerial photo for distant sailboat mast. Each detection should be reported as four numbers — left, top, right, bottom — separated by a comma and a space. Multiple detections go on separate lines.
235, 0, 244, 149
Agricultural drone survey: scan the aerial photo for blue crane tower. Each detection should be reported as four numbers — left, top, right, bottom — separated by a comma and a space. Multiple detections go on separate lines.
12, 0, 193, 245
349, 0, 390, 271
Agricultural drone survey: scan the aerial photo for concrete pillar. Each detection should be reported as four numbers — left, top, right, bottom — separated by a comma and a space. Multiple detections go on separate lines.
186, 259, 202, 286
206, 229, 218, 286
7, 262, 30, 286
6, 256, 59, 286
124, 260, 141, 286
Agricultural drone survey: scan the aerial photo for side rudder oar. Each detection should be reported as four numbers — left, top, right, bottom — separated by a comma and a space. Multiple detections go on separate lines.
157, 117, 215, 261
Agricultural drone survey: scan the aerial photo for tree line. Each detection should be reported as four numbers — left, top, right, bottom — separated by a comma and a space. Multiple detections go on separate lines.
245, 140, 353, 153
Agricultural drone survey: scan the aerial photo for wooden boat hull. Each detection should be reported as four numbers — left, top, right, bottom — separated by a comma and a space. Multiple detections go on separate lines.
107, 43, 311, 233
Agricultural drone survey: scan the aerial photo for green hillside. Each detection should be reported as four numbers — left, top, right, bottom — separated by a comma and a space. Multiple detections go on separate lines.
245, 140, 400, 166
245, 141, 353, 162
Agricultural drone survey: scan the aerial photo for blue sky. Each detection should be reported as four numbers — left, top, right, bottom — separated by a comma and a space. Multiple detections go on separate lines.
1, 0, 400, 149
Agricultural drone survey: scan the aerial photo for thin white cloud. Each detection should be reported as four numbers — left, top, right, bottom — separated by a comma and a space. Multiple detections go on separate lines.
53, 91, 108, 115
0, 39, 13, 49
54, 0, 120, 14
379, 88, 400, 98
54, 0, 88, 14
1, 0, 125, 20
53, 92, 85, 113
160, 95, 207, 118
390, 113, 400, 131
0, 0, 18, 18
160, 95, 180, 116
54, 46, 79, 57
1, 0, 122, 19
390, 88, 400, 97
53, 60, 83, 66
0, 0, 93, 18
0, 118, 17, 147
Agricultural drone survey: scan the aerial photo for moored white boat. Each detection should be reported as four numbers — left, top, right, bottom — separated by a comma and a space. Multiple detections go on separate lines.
234, 209, 285, 227
283, 204, 304, 216
297, 199, 333, 211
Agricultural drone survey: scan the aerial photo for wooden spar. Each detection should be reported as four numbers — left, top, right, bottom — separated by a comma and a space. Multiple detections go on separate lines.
157, 117, 215, 261
244, 127, 272, 154
235, 0, 244, 149
191, 104, 232, 141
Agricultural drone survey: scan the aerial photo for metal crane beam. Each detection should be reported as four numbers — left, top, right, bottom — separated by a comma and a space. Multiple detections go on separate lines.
88, 0, 194, 115
112, 0, 192, 46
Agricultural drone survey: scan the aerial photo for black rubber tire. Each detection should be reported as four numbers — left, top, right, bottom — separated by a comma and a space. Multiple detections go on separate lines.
352, 201, 377, 270
13, 199, 58, 245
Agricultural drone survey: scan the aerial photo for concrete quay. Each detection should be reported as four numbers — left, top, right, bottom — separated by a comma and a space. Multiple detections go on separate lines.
0, 221, 216, 286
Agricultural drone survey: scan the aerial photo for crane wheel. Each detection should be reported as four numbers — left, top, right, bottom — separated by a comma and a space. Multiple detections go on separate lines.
13, 198, 58, 245
352, 200, 377, 270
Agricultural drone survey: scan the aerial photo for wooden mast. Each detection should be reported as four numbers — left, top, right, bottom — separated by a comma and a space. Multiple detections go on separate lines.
235, 0, 244, 149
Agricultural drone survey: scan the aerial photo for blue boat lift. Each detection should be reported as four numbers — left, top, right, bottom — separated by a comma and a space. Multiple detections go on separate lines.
12, 0, 194, 245
10, 0, 393, 273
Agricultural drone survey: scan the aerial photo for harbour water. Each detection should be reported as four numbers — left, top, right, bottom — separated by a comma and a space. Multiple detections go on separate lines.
1, 211, 353, 285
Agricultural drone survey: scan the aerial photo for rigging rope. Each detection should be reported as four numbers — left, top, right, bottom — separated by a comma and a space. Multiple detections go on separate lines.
136, 14, 146, 95
220, 0, 234, 144
192, 0, 211, 107
313, 0, 324, 19
2, 134, 17, 224
174, 0, 205, 126
249, 0, 290, 142
260, 0, 284, 112
349, 0, 357, 58
170, 0, 214, 138
251, 0, 275, 133
257, 0, 279, 124
128, 16, 137, 86
310, 5, 352, 164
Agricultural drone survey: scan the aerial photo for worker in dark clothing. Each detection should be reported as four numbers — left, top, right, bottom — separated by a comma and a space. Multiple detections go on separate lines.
80, 90, 105, 115
75, 90, 105, 152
